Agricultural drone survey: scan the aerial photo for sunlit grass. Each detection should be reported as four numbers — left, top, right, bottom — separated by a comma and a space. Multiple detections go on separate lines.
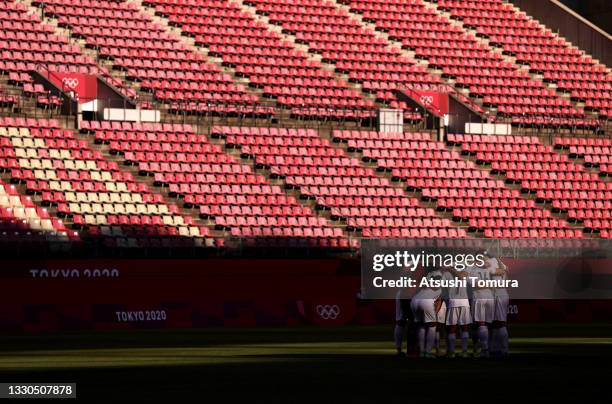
1, 338, 610, 371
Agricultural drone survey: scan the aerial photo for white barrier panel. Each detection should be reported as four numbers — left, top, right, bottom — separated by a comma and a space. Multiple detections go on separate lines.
80, 100, 98, 112
378, 109, 403, 133
103, 108, 160, 122
465, 123, 512, 135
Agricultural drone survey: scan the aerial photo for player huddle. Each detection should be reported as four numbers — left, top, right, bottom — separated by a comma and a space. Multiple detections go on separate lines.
394, 252, 509, 358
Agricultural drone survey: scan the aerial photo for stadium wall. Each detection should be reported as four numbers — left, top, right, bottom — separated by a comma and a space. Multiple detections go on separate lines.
510, 0, 612, 66
1, 259, 612, 332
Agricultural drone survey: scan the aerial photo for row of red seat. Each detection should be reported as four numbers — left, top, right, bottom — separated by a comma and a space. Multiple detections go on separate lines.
333, 130, 577, 236
451, 133, 612, 236
142, 0, 375, 119
33, 0, 264, 114
437, 0, 611, 118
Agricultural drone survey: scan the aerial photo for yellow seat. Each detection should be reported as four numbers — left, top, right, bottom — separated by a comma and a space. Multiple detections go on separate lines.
125, 204, 136, 214
136, 204, 147, 215
63, 159, 76, 170
98, 193, 110, 203
45, 170, 57, 180
91, 203, 103, 214
75, 160, 87, 170
102, 203, 114, 214
8, 128, 21, 138
41, 159, 53, 169
41, 219, 55, 231
80, 203, 92, 214
76, 193, 88, 203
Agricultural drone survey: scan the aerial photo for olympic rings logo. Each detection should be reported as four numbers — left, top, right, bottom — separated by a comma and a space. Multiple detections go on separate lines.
62, 78, 80, 89
420, 95, 434, 105
316, 304, 340, 320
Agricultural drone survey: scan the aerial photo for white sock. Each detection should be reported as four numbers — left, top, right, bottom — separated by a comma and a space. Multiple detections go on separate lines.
498, 326, 509, 354
478, 325, 489, 351
425, 326, 436, 353
394, 325, 405, 351
447, 333, 456, 354
490, 328, 499, 353
461, 331, 469, 353
417, 326, 426, 353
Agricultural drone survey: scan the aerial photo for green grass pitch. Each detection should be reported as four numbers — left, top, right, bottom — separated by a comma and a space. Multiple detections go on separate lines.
0, 323, 610, 402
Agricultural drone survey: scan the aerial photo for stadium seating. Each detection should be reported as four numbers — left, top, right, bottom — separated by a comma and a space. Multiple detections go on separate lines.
0, 0, 610, 251
0, 117, 214, 248
451, 133, 611, 238
0, 0, 134, 99
0, 177, 75, 242
437, 0, 612, 119
243, 0, 442, 113
555, 137, 611, 178
84, 121, 350, 248
334, 130, 578, 238
33, 0, 269, 116
340, 0, 590, 127
143, 0, 376, 120
213, 125, 466, 238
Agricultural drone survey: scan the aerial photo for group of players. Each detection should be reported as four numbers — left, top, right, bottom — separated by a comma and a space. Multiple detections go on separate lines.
394, 251, 510, 358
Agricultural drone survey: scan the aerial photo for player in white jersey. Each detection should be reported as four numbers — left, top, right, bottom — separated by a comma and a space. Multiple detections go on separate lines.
489, 257, 509, 357
468, 252, 496, 357
410, 269, 444, 358
442, 267, 472, 358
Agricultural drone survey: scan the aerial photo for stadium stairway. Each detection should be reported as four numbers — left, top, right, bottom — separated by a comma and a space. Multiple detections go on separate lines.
338, 0, 596, 129
332, 0, 484, 112
327, 129, 472, 236
210, 127, 353, 239
132, 0, 277, 115
212, 125, 465, 238
424, 0, 600, 129
17, 0, 142, 103
72, 123, 226, 243
330, 0, 437, 78
449, 133, 611, 238
554, 137, 612, 181
0, 117, 217, 248
230, 0, 381, 110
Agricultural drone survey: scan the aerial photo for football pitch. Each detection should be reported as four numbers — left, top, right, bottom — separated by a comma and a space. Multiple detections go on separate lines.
0, 324, 610, 402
